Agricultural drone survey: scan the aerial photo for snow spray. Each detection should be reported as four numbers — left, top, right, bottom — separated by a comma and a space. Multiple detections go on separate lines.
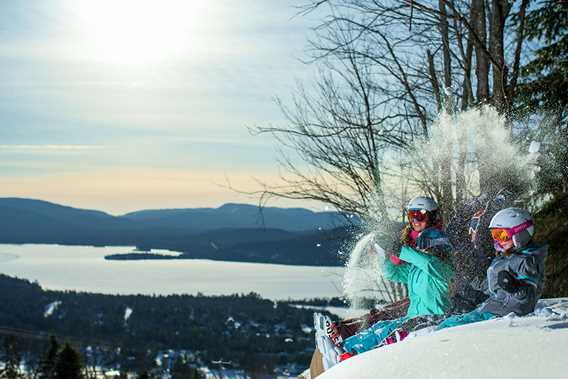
343, 232, 393, 310
406, 106, 538, 202
341, 106, 540, 310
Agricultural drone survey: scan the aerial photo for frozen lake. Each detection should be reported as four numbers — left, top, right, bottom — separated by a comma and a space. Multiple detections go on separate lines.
0, 244, 344, 300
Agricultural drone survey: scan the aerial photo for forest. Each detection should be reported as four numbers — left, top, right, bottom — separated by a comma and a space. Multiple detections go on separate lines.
0, 274, 326, 377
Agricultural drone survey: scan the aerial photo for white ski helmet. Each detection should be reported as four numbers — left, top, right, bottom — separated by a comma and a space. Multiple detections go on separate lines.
406, 196, 439, 212
489, 207, 534, 249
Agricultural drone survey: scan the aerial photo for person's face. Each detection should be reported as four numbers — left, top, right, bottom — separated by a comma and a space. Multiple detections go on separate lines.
411, 218, 428, 232
490, 228, 515, 251
408, 211, 429, 232
497, 239, 514, 251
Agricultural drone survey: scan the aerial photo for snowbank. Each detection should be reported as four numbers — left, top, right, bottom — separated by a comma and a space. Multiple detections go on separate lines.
320, 298, 568, 379
44, 301, 62, 318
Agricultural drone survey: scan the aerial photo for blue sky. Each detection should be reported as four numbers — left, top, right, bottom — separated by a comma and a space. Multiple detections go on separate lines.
0, 0, 321, 214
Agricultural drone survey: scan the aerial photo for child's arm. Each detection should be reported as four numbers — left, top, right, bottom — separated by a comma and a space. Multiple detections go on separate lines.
398, 246, 452, 283
492, 254, 544, 316
507, 255, 541, 301
483, 247, 547, 317
383, 254, 410, 284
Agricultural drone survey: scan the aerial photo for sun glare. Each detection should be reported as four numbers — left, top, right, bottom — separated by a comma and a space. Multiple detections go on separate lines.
73, 0, 205, 65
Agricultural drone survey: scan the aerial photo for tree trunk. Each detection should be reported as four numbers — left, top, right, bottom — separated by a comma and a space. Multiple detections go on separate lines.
439, 0, 453, 96
427, 50, 442, 112
472, 0, 490, 102
490, 0, 510, 110
455, 2, 473, 205
507, 0, 529, 108
438, 0, 454, 212
461, 20, 474, 111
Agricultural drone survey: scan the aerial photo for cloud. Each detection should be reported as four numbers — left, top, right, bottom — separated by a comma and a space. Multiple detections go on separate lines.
0, 0, 319, 212
0, 144, 105, 152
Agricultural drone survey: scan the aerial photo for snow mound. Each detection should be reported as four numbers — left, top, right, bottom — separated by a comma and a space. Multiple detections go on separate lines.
44, 301, 62, 318
124, 307, 133, 322
321, 298, 568, 379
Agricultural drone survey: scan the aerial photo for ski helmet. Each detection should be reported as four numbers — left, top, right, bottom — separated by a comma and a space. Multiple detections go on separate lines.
406, 196, 438, 212
489, 207, 534, 249
406, 196, 439, 226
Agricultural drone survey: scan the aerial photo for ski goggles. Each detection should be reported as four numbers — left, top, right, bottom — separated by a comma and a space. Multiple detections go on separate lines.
490, 220, 533, 242
407, 209, 428, 222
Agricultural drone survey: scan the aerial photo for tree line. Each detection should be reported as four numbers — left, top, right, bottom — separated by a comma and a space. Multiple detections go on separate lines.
0, 274, 324, 377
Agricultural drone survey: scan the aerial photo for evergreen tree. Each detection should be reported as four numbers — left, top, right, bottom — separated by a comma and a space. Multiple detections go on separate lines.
515, 0, 568, 197
171, 357, 203, 379
52, 343, 83, 379
517, 0, 568, 119
0, 336, 22, 379
38, 336, 59, 379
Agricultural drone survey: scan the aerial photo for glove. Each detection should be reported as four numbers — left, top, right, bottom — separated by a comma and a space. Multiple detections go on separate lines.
390, 255, 404, 266
497, 271, 522, 293
470, 276, 487, 293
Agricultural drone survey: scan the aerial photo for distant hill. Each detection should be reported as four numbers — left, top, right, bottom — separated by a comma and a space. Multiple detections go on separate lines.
0, 198, 135, 244
0, 197, 127, 226
122, 202, 352, 232
0, 198, 358, 266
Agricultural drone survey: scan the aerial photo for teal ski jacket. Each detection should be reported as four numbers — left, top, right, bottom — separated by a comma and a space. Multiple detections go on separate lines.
383, 244, 454, 318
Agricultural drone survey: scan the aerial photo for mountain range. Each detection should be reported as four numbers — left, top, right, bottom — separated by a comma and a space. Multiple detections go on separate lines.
0, 198, 359, 266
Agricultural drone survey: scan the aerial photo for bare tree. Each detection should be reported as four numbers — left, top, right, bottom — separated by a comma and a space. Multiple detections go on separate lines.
254, 42, 413, 218
255, 0, 535, 217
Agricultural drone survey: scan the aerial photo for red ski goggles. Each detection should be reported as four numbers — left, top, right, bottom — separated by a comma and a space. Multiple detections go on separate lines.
490, 220, 533, 242
490, 228, 512, 242
407, 209, 429, 222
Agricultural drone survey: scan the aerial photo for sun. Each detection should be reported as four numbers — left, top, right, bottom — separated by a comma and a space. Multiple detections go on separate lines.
73, 0, 204, 65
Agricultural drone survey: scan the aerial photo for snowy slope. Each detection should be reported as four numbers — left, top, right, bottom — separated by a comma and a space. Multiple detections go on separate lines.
44, 301, 62, 318
320, 298, 568, 379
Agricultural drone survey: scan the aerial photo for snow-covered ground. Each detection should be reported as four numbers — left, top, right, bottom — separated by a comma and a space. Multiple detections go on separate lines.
43, 300, 62, 317
124, 307, 133, 322
320, 298, 568, 379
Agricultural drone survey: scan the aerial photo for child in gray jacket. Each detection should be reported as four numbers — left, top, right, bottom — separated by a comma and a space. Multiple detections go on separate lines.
437, 207, 547, 329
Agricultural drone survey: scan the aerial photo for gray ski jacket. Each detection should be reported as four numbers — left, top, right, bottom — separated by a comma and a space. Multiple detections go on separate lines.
479, 243, 548, 317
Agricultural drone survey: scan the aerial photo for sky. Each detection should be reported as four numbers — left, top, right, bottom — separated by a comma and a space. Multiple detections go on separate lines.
0, 0, 323, 214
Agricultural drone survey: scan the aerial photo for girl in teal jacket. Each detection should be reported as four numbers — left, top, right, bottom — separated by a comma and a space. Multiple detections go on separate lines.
343, 196, 454, 354
383, 231, 454, 318
385, 196, 454, 317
